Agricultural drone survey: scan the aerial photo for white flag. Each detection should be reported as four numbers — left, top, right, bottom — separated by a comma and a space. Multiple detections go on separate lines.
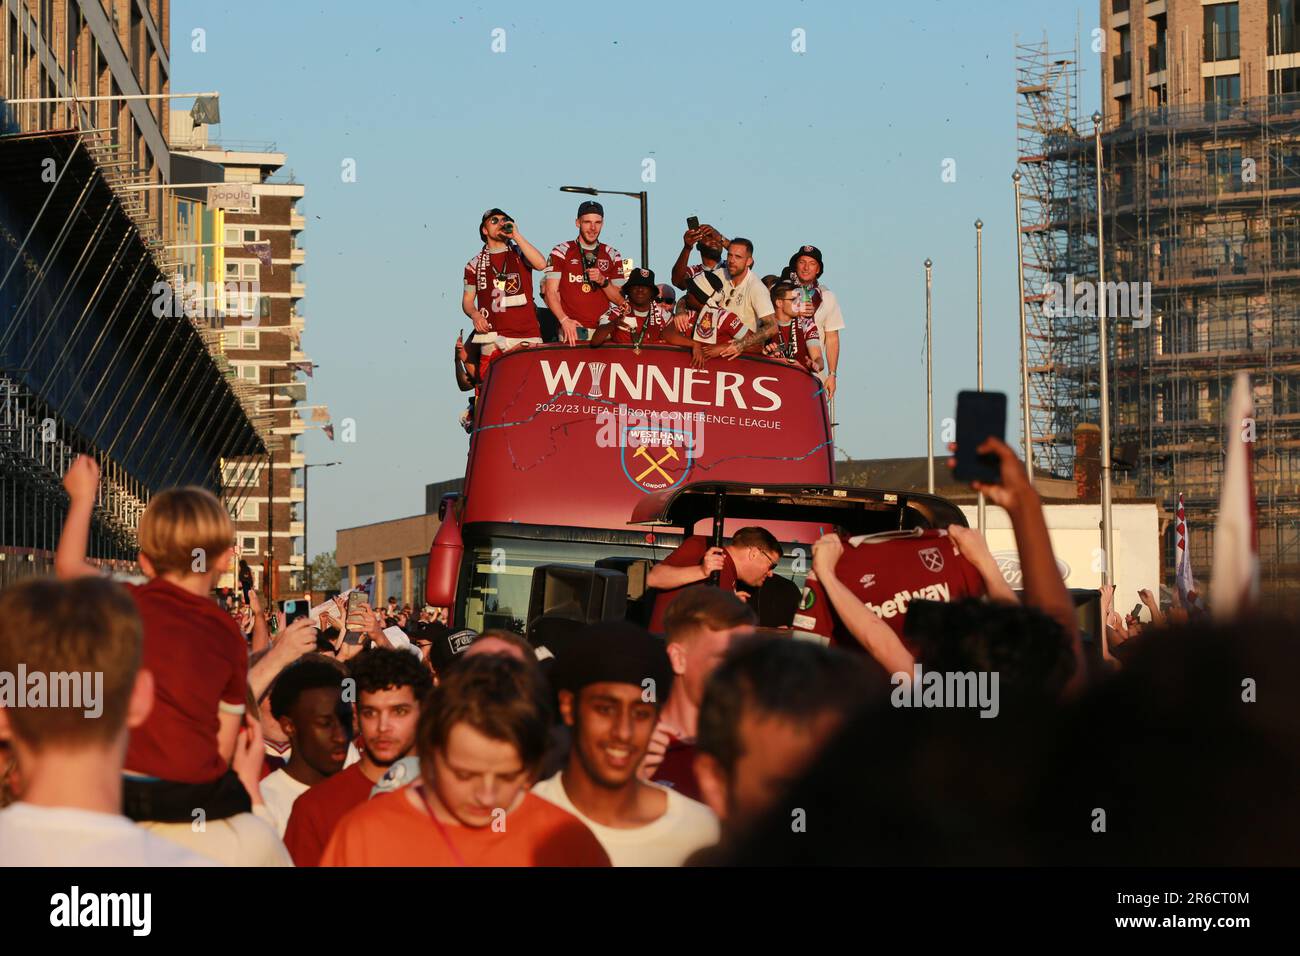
1209, 372, 1259, 618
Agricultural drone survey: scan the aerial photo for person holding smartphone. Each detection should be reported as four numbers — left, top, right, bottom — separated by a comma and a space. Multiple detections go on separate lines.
463, 207, 547, 357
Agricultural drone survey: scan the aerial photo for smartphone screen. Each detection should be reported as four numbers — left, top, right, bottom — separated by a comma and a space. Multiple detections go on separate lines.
687, 215, 700, 231
345, 591, 366, 632
283, 600, 308, 626
952, 391, 1007, 484
1130, 603, 1144, 620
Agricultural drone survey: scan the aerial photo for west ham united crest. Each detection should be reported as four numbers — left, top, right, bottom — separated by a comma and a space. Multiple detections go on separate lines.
918, 546, 945, 573
620, 427, 692, 493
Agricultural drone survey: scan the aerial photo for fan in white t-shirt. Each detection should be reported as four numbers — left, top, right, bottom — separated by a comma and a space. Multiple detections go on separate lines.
0, 576, 213, 867
260, 655, 354, 836
0, 803, 213, 867
533, 622, 720, 866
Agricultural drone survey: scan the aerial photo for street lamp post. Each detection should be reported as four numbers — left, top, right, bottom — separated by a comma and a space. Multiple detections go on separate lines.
925, 258, 935, 494
975, 219, 985, 536
1092, 111, 1117, 591
303, 460, 341, 596
560, 186, 648, 270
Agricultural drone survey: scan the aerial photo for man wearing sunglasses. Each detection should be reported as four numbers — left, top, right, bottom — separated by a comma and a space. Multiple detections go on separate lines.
646, 526, 783, 634
463, 208, 548, 356
763, 281, 824, 374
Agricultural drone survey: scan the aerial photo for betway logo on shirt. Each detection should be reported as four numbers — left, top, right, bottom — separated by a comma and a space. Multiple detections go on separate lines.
539, 360, 783, 412
863, 582, 951, 619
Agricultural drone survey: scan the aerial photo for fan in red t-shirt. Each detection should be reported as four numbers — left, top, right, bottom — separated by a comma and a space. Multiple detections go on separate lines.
646, 527, 783, 634
55, 457, 252, 787
283, 647, 431, 866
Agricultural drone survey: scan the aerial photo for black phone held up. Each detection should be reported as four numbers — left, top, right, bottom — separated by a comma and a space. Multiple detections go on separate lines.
952, 390, 1007, 484
687, 215, 700, 231
1130, 603, 1145, 620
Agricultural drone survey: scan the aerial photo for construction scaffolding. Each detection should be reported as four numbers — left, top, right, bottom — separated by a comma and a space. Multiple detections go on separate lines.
1016, 38, 1098, 479
1101, 93, 1300, 592
1017, 35, 1300, 593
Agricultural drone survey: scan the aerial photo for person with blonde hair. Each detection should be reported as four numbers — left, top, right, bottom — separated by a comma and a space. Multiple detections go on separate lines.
55, 455, 294, 865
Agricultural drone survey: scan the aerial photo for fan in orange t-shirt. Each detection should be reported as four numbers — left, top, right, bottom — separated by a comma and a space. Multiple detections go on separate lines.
321, 655, 609, 867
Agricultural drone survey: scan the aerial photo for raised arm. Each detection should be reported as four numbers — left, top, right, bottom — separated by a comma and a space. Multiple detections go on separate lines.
671, 227, 706, 290
953, 437, 1085, 692
811, 534, 914, 676
55, 455, 103, 580
508, 228, 547, 272
947, 523, 1018, 605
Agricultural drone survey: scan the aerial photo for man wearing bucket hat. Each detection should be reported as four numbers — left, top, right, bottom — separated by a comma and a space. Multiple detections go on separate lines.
462, 208, 548, 356
787, 244, 844, 401
590, 268, 674, 351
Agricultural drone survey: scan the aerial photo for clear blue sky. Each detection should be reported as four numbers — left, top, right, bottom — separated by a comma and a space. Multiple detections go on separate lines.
172, 0, 1101, 560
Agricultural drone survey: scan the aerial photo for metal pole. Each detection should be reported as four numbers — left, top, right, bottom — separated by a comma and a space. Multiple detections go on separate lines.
1013, 172, 1034, 483
639, 191, 649, 272
925, 258, 934, 494
975, 219, 985, 536
304, 462, 310, 596
1093, 112, 1117, 587
267, 368, 276, 601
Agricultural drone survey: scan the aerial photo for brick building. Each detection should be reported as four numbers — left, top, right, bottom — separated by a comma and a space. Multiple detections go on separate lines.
173, 119, 312, 599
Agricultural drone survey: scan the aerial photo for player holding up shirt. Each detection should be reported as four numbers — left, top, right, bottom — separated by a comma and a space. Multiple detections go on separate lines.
543, 200, 627, 345
666, 272, 752, 368
462, 208, 548, 357
763, 281, 824, 373
590, 268, 673, 350
787, 245, 845, 400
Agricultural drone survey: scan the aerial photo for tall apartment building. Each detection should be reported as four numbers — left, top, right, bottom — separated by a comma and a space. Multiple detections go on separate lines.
0, 1, 263, 583
172, 118, 311, 600
1017, 0, 1300, 596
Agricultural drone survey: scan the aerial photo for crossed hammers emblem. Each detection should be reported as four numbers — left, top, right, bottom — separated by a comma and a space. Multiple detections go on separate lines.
633, 444, 678, 484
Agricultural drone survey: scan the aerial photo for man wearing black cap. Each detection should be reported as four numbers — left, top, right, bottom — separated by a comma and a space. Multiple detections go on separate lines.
543, 201, 627, 346
462, 209, 548, 357
590, 268, 673, 351
788, 245, 844, 401
531, 622, 719, 866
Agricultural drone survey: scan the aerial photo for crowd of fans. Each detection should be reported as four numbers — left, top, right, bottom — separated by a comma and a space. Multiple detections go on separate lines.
454, 203, 843, 430
0, 424, 1292, 868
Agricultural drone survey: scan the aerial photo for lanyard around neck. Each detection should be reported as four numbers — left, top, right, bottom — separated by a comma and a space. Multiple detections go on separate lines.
415, 782, 469, 867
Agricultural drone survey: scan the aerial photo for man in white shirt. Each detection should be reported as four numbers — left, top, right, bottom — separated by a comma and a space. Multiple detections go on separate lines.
261, 655, 352, 836
531, 622, 719, 866
0, 577, 211, 866
714, 237, 775, 343
787, 245, 845, 401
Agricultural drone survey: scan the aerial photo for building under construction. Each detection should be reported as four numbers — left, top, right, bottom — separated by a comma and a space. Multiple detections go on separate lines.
1017, 1, 1300, 595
